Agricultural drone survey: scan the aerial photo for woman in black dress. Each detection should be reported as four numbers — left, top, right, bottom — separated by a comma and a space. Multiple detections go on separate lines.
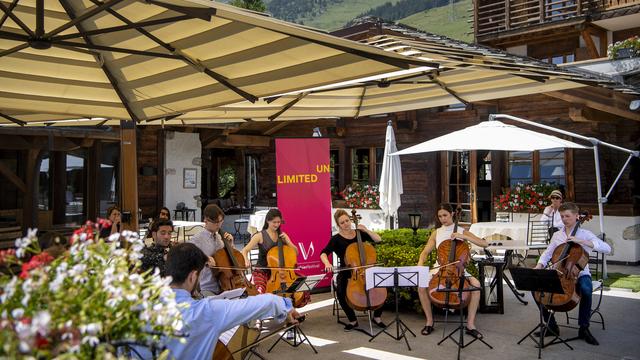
320, 209, 385, 331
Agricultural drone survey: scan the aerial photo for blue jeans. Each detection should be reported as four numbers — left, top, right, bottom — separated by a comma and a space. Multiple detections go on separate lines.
539, 275, 593, 328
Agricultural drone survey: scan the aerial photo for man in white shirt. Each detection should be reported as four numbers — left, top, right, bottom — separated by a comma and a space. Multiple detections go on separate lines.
188, 204, 234, 295
162, 242, 301, 359
534, 202, 611, 345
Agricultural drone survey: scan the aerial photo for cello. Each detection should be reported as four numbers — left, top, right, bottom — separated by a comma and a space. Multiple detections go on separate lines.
427, 208, 472, 310
344, 209, 387, 311
264, 234, 308, 307
533, 212, 591, 312
212, 230, 258, 296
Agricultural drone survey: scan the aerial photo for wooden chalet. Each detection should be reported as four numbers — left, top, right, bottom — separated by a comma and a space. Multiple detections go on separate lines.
0, 11, 638, 262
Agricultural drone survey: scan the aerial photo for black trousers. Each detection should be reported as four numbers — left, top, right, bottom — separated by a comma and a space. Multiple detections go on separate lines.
336, 272, 383, 322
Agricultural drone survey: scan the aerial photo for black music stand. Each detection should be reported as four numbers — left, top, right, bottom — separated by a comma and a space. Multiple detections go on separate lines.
267, 275, 323, 354
367, 267, 425, 350
434, 271, 493, 360
511, 267, 573, 359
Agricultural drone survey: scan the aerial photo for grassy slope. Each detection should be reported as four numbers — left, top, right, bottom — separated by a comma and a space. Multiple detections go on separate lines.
398, 0, 473, 42
300, 0, 401, 31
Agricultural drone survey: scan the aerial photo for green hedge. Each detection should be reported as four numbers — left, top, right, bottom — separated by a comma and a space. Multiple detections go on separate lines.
374, 228, 478, 312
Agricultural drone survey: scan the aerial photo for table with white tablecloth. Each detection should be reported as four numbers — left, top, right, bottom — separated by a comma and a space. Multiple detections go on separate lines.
469, 221, 531, 306
469, 222, 528, 245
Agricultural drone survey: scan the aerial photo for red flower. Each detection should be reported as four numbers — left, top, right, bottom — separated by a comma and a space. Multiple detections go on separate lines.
19, 252, 54, 279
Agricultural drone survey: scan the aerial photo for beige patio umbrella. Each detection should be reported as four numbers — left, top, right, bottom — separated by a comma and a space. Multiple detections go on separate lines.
0, 1, 437, 126
156, 29, 637, 124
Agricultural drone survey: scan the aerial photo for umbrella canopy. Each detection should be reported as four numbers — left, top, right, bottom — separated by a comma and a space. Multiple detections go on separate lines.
150, 24, 638, 124
378, 121, 403, 220
392, 121, 589, 156
0, 1, 436, 125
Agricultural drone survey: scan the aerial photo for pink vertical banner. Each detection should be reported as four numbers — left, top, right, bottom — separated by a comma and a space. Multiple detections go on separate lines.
276, 138, 331, 288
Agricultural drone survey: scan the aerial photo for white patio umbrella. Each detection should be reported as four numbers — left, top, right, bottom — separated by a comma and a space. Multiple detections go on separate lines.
392, 120, 588, 155
378, 121, 403, 227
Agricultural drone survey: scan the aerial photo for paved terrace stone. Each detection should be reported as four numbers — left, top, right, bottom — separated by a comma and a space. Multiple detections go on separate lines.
252, 279, 640, 360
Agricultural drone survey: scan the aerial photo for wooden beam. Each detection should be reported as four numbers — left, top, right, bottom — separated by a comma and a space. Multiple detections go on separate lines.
0, 160, 26, 192
545, 90, 640, 122
0, 127, 119, 140
120, 121, 139, 230
580, 29, 599, 58
206, 134, 271, 148
263, 122, 290, 136
0, 134, 31, 150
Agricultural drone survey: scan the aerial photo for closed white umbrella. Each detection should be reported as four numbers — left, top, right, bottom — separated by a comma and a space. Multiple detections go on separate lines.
379, 121, 403, 225
392, 120, 588, 155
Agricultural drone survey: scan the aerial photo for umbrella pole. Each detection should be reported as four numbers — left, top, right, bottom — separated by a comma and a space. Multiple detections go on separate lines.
491, 114, 640, 279
592, 144, 607, 279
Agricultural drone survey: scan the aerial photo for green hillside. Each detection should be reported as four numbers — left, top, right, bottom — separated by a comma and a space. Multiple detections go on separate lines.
398, 0, 472, 42
301, 0, 400, 31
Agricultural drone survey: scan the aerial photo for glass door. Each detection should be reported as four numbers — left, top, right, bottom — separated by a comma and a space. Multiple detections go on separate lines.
443, 151, 478, 224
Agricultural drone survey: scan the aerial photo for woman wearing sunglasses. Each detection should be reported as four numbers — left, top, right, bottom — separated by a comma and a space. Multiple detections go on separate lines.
541, 189, 564, 238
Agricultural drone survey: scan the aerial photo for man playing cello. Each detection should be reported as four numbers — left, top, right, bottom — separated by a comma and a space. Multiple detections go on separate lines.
534, 202, 610, 345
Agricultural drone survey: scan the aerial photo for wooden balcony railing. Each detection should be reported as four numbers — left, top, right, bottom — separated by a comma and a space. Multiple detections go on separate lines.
475, 0, 640, 37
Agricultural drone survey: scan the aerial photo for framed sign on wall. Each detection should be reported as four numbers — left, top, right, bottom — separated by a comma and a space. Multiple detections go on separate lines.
183, 168, 197, 189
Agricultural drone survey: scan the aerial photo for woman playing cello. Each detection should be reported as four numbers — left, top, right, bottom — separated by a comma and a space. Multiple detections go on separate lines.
417, 204, 488, 338
320, 209, 386, 331
241, 209, 310, 305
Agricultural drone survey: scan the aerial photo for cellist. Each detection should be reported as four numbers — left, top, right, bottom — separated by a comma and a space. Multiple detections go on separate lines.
188, 204, 234, 296
417, 204, 488, 338
320, 209, 385, 331
241, 209, 309, 303
533, 202, 611, 345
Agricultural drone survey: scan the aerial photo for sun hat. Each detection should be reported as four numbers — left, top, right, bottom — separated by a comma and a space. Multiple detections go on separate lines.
549, 190, 563, 199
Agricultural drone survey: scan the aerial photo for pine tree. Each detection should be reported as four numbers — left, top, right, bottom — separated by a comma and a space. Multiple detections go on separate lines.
229, 0, 267, 12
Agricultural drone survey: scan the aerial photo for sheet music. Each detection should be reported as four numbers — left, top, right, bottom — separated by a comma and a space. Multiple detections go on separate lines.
209, 287, 245, 300
295, 274, 326, 291
219, 325, 239, 346
365, 266, 430, 290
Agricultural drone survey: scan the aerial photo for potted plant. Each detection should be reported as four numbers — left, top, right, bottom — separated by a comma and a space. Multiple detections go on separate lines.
607, 36, 640, 60
493, 183, 557, 221
340, 183, 381, 209
0, 222, 184, 358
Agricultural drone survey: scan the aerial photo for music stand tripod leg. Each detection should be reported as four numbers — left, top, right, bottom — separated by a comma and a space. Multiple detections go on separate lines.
368, 269, 417, 351
267, 324, 318, 354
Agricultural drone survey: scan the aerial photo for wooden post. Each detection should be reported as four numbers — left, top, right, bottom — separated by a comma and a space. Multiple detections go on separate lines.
505, 0, 510, 31
539, 0, 545, 23
474, 0, 479, 40
120, 121, 138, 231
52, 151, 66, 225
22, 149, 42, 230
86, 141, 100, 221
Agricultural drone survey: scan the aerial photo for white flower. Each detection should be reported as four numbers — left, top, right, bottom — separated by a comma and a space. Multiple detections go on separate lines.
82, 336, 100, 347
11, 308, 24, 319
32, 311, 51, 336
